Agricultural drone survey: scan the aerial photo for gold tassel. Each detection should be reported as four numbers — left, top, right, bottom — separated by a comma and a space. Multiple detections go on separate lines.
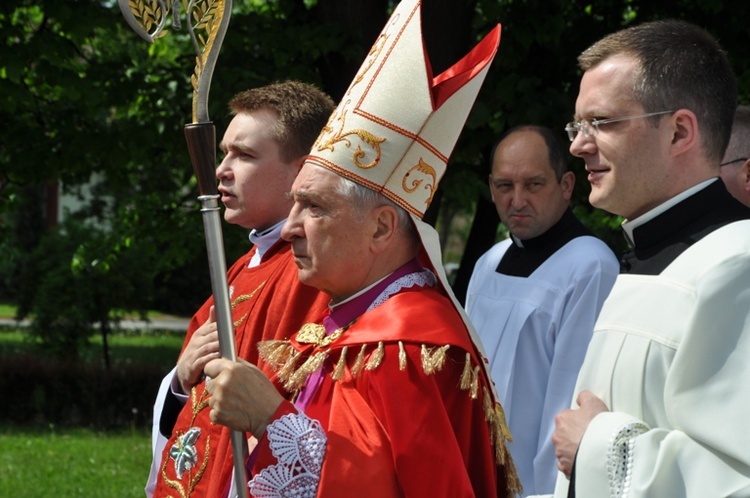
257, 340, 294, 368
277, 349, 302, 388
481, 387, 522, 495
351, 344, 368, 377
421, 344, 450, 375
459, 352, 472, 390
331, 346, 348, 381
470, 365, 480, 400
286, 351, 328, 391
365, 341, 385, 371
398, 341, 407, 371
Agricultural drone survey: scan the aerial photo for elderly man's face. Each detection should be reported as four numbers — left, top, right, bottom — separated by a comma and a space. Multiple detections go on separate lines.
282, 163, 375, 303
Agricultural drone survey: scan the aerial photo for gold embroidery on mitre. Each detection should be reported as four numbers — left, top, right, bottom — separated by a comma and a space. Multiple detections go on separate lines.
315, 106, 385, 169
402, 158, 437, 207
420, 344, 450, 374
351, 31, 389, 89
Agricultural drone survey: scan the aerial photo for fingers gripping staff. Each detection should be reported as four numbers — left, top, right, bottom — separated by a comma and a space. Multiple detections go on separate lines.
117, 2, 249, 496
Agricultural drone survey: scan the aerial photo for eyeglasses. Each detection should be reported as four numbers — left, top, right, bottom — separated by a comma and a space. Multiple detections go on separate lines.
720, 158, 748, 167
564, 110, 675, 142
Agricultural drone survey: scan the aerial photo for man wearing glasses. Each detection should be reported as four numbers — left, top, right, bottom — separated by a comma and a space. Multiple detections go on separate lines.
548, 19, 750, 498
720, 105, 750, 207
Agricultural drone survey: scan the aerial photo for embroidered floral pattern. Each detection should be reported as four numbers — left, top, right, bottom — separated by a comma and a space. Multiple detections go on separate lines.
607, 421, 649, 498
248, 412, 327, 498
170, 427, 202, 479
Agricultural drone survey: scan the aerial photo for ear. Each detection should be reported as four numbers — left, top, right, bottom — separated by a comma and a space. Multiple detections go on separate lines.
668, 109, 698, 157
292, 156, 307, 172
370, 205, 399, 254
742, 160, 750, 192
560, 171, 575, 201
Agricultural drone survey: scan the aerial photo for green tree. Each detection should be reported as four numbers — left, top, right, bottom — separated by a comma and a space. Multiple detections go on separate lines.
2, 0, 749, 359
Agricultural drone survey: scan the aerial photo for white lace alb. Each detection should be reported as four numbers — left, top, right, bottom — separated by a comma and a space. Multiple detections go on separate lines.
248, 412, 327, 497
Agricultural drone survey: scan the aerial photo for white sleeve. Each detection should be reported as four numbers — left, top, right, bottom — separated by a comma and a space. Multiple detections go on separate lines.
144, 367, 189, 497
535, 254, 617, 492
569, 237, 750, 498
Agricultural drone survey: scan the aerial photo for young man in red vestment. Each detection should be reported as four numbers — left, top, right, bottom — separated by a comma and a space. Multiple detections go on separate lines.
202, 1, 521, 496
146, 81, 335, 497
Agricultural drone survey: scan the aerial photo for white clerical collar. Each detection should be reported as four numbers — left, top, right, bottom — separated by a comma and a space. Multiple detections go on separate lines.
247, 219, 286, 268
621, 178, 717, 246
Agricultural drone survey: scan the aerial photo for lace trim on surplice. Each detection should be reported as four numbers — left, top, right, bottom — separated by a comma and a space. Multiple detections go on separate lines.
247, 412, 327, 497
607, 420, 649, 498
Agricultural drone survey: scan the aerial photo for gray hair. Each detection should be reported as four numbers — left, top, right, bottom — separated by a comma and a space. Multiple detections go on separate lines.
334, 175, 419, 242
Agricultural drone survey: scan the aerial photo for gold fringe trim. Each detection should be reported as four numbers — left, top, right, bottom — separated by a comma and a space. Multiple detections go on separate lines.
286, 351, 328, 391
365, 341, 385, 370
278, 349, 303, 383
332, 346, 348, 381
470, 366, 480, 399
458, 353, 481, 400
257, 340, 295, 369
420, 344, 450, 375
482, 387, 522, 496
459, 352, 472, 390
398, 341, 407, 371
351, 344, 368, 377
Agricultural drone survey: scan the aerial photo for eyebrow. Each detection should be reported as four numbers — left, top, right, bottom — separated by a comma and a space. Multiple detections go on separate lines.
288, 189, 320, 203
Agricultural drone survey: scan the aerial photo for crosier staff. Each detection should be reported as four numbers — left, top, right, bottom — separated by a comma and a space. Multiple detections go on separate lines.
118, 2, 249, 496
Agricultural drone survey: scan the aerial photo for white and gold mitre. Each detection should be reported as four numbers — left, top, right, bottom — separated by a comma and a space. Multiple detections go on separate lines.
306, 0, 501, 218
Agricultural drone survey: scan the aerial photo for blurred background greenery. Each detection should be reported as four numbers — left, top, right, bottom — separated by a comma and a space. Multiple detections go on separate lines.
1, 0, 749, 494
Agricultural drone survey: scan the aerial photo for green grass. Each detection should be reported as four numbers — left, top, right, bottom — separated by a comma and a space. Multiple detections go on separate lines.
0, 306, 183, 495
0, 425, 152, 497
0, 329, 184, 368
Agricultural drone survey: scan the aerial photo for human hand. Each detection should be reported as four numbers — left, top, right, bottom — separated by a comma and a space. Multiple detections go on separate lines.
552, 390, 609, 477
204, 357, 284, 437
176, 306, 220, 394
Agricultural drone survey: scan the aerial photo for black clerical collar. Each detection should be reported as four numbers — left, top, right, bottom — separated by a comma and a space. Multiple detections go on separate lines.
621, 180, 750, 275
496, 208, 593, 277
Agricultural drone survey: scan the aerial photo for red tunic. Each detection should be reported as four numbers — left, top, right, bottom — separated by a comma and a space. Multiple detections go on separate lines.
253, 284, 518, 497
152, 241, 329, 498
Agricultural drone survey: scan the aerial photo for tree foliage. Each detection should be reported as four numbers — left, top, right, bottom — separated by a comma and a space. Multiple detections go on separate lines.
1, 0, 749, 357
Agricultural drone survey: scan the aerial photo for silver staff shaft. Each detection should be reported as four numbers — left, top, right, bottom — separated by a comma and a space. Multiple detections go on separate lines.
186, 119, 249, 498
198, 194, 249, 496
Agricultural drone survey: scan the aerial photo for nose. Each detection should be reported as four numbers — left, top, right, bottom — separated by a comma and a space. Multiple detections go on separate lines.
510, 185, 527, 209
569, 132, 596, 158
281, 204, 303, 242
215, 155, 231, 181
